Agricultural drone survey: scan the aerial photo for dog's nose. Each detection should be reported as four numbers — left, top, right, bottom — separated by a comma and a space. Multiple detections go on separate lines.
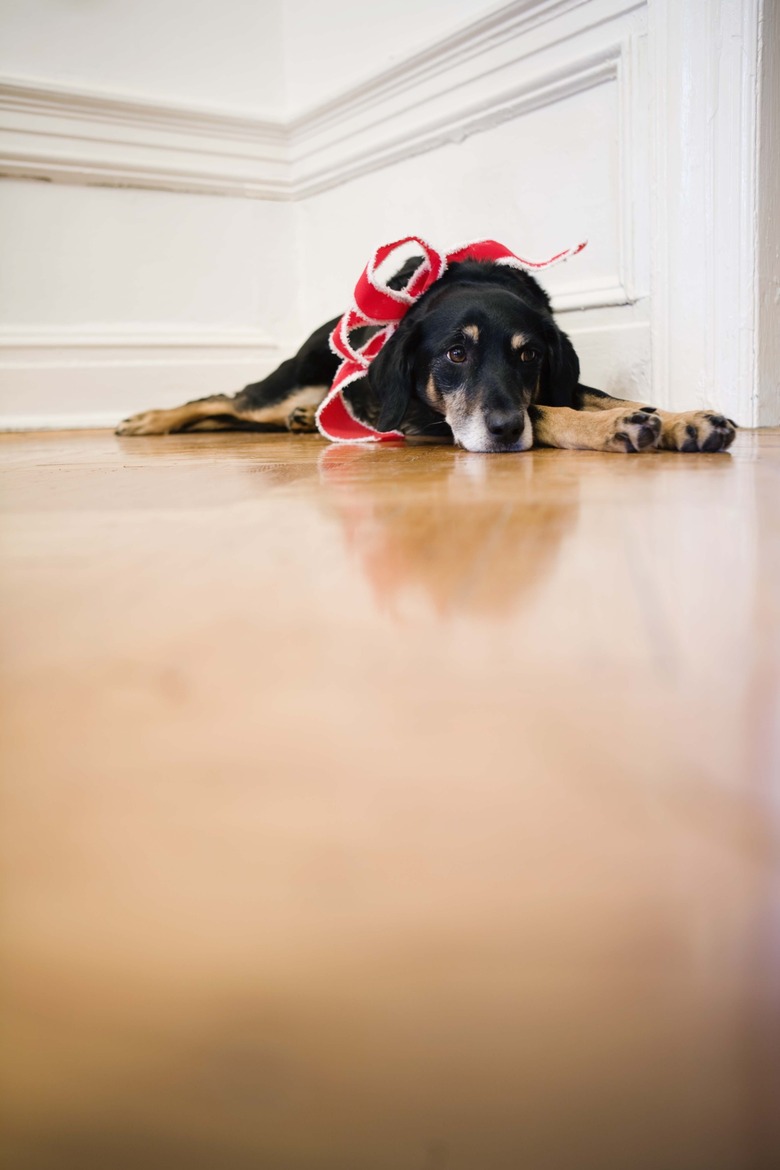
486, 411, 524, 444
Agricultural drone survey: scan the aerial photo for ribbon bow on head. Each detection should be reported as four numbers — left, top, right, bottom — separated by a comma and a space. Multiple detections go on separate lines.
315, 235, 587, 443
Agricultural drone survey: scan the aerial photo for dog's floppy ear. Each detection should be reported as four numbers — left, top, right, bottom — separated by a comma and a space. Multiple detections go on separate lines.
368, 322, 416, 432
540, 320, 580, 408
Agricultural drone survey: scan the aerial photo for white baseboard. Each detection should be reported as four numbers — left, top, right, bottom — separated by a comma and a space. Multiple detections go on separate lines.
0, 327, 286, 432
0, 412, 123, 432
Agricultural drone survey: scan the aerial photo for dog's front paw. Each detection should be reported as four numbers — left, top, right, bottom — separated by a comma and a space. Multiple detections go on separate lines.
601, 408, 662, 453
116, 410, 171, 436
660, 411, 737, 452
287, 405, 317, 433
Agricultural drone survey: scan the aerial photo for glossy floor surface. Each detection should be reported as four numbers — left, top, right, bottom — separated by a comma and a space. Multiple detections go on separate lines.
2, 429, 780, 1170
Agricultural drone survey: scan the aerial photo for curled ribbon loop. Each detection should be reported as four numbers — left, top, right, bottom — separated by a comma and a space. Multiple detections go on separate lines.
316, 236, 586, 444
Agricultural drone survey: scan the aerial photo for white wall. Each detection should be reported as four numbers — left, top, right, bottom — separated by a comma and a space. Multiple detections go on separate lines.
0, 0, 285, 114
0, 0, 773, 429
281, 0, 496, 112
0, 182, 293, 330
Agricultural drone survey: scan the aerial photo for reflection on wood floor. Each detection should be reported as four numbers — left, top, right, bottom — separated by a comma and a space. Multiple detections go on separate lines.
1, 429, 779, 1170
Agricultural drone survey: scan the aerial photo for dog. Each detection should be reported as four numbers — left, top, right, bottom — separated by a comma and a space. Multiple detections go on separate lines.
116, 256, 737, 454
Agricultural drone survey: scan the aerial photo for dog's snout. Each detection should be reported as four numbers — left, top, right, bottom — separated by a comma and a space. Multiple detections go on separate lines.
486, 410, 524, 444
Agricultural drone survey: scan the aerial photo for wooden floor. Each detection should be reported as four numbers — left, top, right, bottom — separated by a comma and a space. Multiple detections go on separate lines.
1, 428, 779, 1170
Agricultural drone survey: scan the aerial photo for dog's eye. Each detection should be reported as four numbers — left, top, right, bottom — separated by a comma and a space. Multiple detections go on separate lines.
519, 346, 541, 363
446, 346, 467, 363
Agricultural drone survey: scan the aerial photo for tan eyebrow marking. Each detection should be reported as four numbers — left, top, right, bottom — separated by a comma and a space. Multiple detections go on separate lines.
463, 325, 479, 341
425, 374, 444, 409
511, 333, 530, 349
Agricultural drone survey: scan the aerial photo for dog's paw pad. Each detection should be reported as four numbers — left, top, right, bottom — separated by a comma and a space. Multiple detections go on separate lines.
287, 405, 317, 433
662, 411, 737, 452
606, 409, 662, 453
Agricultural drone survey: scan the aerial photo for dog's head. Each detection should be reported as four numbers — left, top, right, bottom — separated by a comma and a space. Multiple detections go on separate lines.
366, 260, 579, 452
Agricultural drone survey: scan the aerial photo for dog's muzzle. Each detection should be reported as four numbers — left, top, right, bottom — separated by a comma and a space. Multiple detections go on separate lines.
451, 408, 533, 453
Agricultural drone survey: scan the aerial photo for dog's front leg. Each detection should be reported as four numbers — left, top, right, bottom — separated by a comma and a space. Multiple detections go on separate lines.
576, 387, 737, 452
528, 404, 661, 453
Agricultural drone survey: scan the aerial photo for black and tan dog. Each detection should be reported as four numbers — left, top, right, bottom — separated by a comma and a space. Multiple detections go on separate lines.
117, 257, 736, 454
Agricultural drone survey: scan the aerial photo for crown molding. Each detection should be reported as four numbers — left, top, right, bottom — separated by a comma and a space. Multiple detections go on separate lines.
290, 44, 620, 199
287, 0, 590, 139
0, 72, 289, 199
0, 76, 284, 144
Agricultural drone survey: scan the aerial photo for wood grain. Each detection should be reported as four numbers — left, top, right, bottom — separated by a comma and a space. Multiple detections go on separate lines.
1, 429, 779, 1170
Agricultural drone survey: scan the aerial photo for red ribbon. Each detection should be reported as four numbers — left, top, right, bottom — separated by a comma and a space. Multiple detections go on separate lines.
316, 235, 586, 443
